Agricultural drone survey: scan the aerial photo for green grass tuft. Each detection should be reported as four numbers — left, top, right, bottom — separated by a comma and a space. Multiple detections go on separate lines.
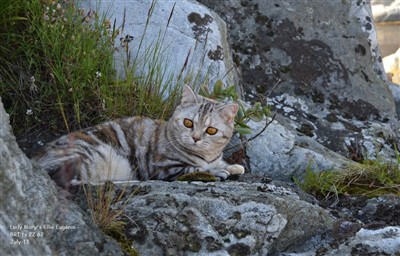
296, 156, 400, 203
83, 181, 139, 256
1, 0, 117, 133
0, 0, 181, 138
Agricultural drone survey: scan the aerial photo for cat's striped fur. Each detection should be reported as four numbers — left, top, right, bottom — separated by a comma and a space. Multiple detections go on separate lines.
33, 85, 244, 189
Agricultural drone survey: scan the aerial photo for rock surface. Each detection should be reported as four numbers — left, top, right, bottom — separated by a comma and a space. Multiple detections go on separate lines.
198, 0, 400, 173
323, 226, 400, 256
243, 117, 354, 180
88, 180, 399, 256
283, 226, 400, 256
0, 99, 124, 256
82, 0, 241, 92
198, 0, 391, 109
111, 180, 335, 255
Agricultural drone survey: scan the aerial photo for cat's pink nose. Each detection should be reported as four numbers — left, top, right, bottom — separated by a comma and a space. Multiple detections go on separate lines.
192, 136, 200, 143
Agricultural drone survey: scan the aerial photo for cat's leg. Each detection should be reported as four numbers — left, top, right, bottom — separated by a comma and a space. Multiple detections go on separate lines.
160, 165, 204, 180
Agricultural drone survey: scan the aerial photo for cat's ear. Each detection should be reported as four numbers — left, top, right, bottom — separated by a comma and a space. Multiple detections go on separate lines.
218, 103, 239, 124
181, 84, 198, 105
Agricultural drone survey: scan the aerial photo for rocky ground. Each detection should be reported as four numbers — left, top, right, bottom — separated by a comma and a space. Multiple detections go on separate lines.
70, 176, 399, 256
2, 0, 400, 255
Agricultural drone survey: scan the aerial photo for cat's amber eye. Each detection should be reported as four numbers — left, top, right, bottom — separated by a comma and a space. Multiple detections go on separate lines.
206, 127, 218, 135
183, 119, 193, 128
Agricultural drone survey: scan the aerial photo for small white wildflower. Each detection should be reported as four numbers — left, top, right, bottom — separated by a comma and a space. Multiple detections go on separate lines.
71, 35, 75, 41
95, 71, 102, 78
44, 14, 49, 21
56, 3, 61, 10
30, 83, 38, 93
29, 76, 37, 93
26, 109, 33, 116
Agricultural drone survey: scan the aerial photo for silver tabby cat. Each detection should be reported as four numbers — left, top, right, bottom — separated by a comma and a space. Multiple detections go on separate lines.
33, 85, 244, 189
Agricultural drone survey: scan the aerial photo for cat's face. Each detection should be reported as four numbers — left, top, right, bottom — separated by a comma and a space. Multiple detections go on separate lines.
169, 85, 238, 154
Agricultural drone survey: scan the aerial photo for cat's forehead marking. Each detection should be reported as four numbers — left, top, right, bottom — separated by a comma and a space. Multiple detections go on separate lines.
197, 102, 215, 126
199, 102, 214, 116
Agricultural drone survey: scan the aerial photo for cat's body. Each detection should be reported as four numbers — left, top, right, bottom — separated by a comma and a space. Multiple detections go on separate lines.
33, 85, 244, 189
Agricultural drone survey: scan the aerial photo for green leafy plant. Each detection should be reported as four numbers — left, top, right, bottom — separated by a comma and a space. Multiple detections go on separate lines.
199, 80, 271, 135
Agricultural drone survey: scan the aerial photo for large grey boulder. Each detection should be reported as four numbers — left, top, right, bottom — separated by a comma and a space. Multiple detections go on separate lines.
82, 0, 240, 91
244, 117, 354, 180
110, 180, 400, 256
199, 0, 392, 110
0, 99, 124, 256
198, 0, 400, 170
118, 180, 335, 255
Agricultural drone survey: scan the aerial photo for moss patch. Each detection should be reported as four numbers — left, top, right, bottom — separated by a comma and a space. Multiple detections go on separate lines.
106, 223, 140, 256
177, 172, 217, 182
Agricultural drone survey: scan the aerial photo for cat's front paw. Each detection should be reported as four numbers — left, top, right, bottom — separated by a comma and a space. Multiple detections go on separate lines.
208, 169, 230, 181
207, 165, 244, 181
226, 164, 245, 175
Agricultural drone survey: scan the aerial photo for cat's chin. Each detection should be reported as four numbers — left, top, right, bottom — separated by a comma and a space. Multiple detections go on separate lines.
181, 141, 209, 152
185, 143, 203, 150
